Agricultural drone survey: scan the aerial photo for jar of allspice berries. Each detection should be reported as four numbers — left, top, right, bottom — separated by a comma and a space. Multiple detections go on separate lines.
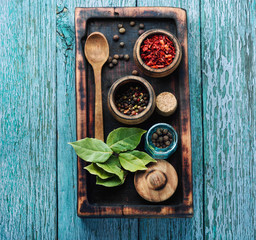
144, 123, 178, 159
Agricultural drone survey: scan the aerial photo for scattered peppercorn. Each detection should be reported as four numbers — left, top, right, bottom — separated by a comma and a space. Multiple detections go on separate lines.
130, 21, 136, 26
119, 54, 124, 60
118, 23, 123, 28
115, 84, 149, 116
113, 35, 119, 41
132, 70, 139, 76
119, 42, 125, 48
124, 54, 130, 61
113, 54, 119, 59
139, 23, 145, 29
107, 56, 113, 63
108, 63, 114, 68
112, 59, 118, 65
138, 29, 145, 35
119, 28, 126, 34
151, 128, 173, 149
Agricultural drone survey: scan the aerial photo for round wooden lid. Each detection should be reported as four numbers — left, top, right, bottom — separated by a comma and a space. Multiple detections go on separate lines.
134, 159, 178, 202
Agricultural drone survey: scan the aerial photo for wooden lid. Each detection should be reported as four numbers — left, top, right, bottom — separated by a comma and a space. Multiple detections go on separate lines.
134, 159, 178, 202
156, 92, 177, 116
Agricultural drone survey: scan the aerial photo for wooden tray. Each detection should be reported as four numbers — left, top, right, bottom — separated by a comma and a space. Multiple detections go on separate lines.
75, 7, 193, 217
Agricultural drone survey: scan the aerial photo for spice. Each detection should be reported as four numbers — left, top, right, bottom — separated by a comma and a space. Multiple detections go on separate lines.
119, 54, 124, 60
140, 34, 176, 68
138, 30, 144, 35
113, 54, 119, 59
139, 23, 145, 29
113, 35, 119, 41
119, 28, 126, 34
118, 24, 123, 28
124, 54, 130, 61
151, 128, 173, 149
132, 70, 139, 76
112, 59, 118, 65
108, 63, 114, 68
115, 84, 149, 116
130, 21, 136, 26
119, 42, 125, 48
107, 56, 113, 63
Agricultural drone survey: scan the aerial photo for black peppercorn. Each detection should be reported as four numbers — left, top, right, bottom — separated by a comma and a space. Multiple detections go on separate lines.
119, 42, 125, 48
113, 54, 119, 59
118, 23, 123, 28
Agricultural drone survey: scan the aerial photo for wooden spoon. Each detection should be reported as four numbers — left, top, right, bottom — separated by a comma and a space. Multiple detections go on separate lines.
84, 32, 109, 141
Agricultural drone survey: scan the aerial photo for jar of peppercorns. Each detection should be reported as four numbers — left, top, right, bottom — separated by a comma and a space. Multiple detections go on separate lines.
107, 76, 156, 125
144, 123, 178, 159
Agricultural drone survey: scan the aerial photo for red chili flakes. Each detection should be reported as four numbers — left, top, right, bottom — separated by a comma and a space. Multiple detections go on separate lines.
140, 34, 176, 69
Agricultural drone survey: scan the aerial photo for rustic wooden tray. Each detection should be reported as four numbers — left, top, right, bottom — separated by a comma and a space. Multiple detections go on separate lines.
75, 7, 193, 218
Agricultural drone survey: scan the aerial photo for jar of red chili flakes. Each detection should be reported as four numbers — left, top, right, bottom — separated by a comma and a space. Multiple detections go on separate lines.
133, 29, 182, 78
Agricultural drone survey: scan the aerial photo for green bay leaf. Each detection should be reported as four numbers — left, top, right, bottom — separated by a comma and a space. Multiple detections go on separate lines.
106, 127, 146, 153
96, 155, 125, 180
84, 164, 114, 179
126, 150, 157, 165
119, 152, 147, 172
96, 175, 125, 187
69, 138, 113, 163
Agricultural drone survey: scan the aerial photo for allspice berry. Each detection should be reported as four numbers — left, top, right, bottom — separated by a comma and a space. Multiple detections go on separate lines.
112, 59, 118, 65
108, 63, 114, 68
139, 23, 145, 29
119, 28, 126, 34
124, 54, 130, 61
119, 42, 125, 48
130, 21, 136, 26
138, 29, 145, 35
132, 70, 139, 76
107, 56, 113, 63
117, 23, 123, 28
113, 35, 119, 41
119, 54, 124, 60
113, 54, 119, 59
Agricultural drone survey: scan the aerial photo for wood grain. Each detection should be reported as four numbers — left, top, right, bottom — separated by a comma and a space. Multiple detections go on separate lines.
76, 7, 192, 218
0, 0, 57, 239
201, 0, 256, 239
57, 0, 139, 239
137, 0, 203, 239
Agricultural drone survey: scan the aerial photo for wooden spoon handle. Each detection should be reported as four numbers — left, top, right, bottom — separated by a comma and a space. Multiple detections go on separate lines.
93, 67, 104, 141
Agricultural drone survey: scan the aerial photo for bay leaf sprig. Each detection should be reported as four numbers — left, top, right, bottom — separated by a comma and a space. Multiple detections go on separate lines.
69, 127, 156, 187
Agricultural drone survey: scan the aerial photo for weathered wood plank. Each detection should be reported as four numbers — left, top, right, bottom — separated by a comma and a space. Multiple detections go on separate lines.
56, 0, 138, 239
0, 0, 57, 239
201, 0, 256, 239
137, 0, 203, 239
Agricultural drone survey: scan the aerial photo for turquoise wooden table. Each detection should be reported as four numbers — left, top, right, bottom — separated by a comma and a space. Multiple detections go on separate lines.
1, 0, 255, 239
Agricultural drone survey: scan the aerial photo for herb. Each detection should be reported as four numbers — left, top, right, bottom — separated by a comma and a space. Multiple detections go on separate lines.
140, 34, 176, 69
69, 127, 156, 187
